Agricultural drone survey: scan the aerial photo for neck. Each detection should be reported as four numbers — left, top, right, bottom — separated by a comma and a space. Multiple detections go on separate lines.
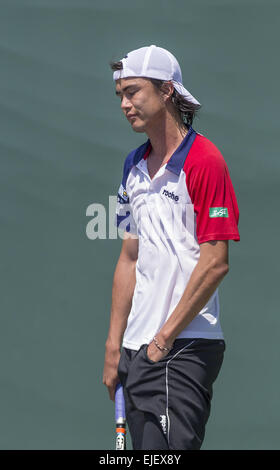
145, 112, 189, 162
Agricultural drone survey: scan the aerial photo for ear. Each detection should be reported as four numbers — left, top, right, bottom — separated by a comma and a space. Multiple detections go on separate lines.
160, 81, 174, 101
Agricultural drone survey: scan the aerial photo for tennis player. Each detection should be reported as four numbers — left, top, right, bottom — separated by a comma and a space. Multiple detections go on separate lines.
103, 45, 240, 450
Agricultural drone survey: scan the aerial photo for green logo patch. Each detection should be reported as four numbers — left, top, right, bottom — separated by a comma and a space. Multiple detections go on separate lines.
209, 207, 228, 218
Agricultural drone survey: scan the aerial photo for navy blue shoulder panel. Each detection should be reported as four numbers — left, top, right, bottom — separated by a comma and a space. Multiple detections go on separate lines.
116, 140, 149, 233
166, 126, 197, 176
121, 139, 150, 188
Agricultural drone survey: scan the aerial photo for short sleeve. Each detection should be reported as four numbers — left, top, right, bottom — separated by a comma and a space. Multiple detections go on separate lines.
185, 147, 240, 244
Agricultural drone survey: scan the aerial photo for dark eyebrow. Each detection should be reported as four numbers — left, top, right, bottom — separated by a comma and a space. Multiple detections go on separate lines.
115, 85, 138, 96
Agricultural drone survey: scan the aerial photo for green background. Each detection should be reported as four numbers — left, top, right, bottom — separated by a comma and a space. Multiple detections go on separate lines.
1, 0, 279, 450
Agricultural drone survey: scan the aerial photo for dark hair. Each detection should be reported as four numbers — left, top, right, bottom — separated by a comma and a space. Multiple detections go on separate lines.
110, 60, 202, 128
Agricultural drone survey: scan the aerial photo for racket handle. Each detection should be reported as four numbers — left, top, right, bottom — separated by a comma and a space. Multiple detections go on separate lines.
115, 383, 126, 450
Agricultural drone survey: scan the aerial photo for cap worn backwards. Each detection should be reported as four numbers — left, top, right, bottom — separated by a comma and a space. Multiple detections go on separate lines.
113, 44, 200, 106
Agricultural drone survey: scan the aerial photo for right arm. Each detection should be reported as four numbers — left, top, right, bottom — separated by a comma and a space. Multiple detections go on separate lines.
102, 231, 138, 400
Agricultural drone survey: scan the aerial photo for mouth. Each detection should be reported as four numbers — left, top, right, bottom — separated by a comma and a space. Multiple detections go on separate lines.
127, 114, 137, 121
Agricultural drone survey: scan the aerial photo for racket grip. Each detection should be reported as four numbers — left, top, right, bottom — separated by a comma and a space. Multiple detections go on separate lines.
115, 383, 126, 421
115, 383, 126, 450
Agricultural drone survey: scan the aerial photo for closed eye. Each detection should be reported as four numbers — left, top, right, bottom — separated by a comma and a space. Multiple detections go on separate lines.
118, 91, 136, 100
115, 87, 138, 99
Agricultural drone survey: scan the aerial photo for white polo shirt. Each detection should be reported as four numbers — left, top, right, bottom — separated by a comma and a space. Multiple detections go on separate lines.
115, 126, 240, 351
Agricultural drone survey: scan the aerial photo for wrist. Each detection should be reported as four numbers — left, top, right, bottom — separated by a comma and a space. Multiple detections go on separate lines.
153, 336, 172, 352
154, 331, 174, 351
105, 338, 121, 353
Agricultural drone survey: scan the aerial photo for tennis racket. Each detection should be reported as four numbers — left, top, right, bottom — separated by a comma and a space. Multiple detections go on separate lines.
115, 382, 126, 450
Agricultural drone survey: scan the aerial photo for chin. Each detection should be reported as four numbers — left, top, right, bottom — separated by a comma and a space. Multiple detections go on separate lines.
131, 121, 146, 133
133, 127, 146, 133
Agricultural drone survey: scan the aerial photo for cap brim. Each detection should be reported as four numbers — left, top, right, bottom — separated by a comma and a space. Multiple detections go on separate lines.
172, 81, 201, 106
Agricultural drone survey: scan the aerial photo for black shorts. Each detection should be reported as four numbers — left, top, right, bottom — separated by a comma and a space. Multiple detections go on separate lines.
117, 338, 225, 450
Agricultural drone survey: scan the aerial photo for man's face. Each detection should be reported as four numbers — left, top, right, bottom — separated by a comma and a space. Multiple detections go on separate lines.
115, 77, 166, 133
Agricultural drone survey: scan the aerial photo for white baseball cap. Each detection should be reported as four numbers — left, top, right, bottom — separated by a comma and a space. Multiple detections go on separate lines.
113, 44, 201, 106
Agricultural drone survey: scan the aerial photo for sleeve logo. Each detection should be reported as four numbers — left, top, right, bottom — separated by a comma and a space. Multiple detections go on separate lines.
209, 207, 228, 218
117, 184, 129, 203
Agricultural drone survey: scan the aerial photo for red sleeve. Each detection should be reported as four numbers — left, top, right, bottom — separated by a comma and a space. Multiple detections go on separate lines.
184, 134, 240, 244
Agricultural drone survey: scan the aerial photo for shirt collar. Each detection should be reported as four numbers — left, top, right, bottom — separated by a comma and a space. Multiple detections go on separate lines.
134, 126, 197, 176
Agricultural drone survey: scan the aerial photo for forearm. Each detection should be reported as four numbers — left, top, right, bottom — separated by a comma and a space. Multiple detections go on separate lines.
106, 257, 137, 351
159, 258, 229, 346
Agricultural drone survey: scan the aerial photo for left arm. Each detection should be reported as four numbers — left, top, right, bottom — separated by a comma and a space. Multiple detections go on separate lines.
147, 240, 229, 362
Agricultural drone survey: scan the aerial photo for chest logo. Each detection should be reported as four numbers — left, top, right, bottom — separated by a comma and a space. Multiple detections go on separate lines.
162, 189, 179, 202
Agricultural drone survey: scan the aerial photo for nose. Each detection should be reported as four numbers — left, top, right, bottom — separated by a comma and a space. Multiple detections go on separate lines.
121, 95, 132, 113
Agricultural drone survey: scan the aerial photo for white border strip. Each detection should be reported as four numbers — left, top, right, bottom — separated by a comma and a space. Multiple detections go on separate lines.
165, 340, 196, 445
